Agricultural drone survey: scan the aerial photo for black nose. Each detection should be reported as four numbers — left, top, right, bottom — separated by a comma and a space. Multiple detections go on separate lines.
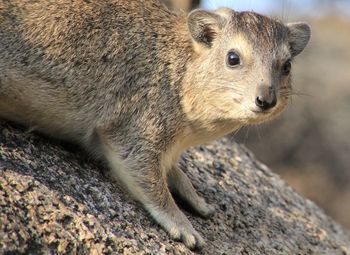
255, 95, 277, 110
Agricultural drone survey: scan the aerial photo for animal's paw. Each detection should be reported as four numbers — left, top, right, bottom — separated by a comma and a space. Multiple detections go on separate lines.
193, 197, 215, 219
167, 222, 205, 250
151, 207, 205, 250
197, 202, 215, 219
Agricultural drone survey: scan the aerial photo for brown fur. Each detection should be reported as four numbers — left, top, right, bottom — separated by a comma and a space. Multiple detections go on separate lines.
0, 1, 310, 249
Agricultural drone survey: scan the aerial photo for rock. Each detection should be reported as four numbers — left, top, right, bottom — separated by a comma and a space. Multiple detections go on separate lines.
0, 121, 349, 255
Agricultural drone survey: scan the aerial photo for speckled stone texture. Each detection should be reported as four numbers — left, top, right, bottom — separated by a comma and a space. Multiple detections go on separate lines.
0, 121, 349, 255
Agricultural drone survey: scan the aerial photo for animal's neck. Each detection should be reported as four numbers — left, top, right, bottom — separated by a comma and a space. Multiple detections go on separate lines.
161, 14, 194, 87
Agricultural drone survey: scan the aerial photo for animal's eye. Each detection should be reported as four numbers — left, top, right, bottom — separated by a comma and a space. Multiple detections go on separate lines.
282, 60, 292, 75
227, 51, 240, 67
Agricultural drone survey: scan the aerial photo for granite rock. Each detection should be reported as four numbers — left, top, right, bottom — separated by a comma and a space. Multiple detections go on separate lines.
0, 121, 349, 255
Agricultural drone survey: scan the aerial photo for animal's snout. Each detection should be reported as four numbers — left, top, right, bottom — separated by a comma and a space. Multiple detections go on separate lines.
255, 86, 277, 111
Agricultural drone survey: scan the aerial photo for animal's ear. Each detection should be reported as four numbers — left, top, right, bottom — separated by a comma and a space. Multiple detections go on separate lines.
187, 9, 225, 47
287, 22, 311, 57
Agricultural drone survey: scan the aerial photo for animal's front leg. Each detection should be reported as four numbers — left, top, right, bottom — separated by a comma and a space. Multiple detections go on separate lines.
168, 165, 215, 218
99, 135, 205, 250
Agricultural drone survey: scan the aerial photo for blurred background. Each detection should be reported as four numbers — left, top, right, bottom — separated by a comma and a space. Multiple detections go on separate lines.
165, 0, 350, 229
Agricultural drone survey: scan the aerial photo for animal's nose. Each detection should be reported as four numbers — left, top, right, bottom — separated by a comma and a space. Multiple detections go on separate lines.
255, 96, 277, 110
255, 86, 277, 110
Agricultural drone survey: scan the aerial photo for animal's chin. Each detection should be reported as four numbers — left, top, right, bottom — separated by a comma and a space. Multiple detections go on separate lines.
246, 113, 273, 124
251, 109, 272, 115
245, 105, 286, 125
249, 105, 285, 124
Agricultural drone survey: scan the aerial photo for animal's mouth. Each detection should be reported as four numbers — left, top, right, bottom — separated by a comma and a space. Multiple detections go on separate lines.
251, 109, 271, 115
246, 100, 287, 124
250, 108, 274, 116
244, 106, 279, 124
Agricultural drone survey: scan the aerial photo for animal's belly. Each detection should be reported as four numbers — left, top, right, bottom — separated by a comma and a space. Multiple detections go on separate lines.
0, 93, 92, 144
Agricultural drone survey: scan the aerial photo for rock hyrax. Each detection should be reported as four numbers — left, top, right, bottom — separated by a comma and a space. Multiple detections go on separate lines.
0, 0, 310, 249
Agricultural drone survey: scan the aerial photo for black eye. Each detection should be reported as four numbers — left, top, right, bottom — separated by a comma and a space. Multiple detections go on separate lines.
282, 60, 291, 75
227, 51, 240, 67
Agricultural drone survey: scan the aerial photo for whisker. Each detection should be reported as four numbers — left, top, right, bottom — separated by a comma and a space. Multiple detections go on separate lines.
290, 91, 312, 97
279, 87, 312, 98
255, 125, 262, 142
244, 126, 251, 144
228, 125, 243, 141
280, 92, 310, 98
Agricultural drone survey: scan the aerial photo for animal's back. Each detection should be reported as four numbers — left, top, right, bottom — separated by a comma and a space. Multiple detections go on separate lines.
0, 0, 182, 143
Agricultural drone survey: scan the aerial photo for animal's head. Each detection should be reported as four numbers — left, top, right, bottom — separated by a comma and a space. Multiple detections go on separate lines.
183, 8, 310, 129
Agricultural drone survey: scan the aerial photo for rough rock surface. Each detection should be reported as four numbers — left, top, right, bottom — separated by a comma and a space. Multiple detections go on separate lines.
0, 121, 349, 255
